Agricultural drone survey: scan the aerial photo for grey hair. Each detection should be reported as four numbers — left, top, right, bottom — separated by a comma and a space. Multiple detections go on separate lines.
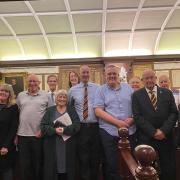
55, 89, 68, 101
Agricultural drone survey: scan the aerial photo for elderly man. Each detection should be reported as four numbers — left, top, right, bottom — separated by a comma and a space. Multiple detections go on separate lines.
94, 64, 136, 180
17, 74, 49, 180
158, 74, 180, 108
132, 69, 178, 180
47, 74, 58, 107
68, 65, 100, 180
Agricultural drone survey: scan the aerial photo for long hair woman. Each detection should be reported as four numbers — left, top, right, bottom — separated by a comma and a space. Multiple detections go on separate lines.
0, 84, 19, 180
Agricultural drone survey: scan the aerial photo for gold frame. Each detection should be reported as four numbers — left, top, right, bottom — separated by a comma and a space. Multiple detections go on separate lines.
2, 72, 28, 93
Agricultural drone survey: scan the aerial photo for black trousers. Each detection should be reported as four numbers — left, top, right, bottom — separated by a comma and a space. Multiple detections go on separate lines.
0, 169, 13, 180
18, 136, 42, 180
153, 139, 176, 180
77, 123, 100, 180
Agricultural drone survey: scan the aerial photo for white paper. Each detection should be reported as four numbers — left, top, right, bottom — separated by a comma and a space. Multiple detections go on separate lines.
53, 113, 72, 141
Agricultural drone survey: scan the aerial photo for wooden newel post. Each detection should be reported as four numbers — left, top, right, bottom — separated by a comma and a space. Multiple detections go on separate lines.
118, 127, 133, 179
118, 127, 130, 150
134, 145, 159, 180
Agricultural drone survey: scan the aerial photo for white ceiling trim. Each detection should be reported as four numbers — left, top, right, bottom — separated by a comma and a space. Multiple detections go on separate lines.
102, 0, 107, 56
64, 0, 78, 54
154, 0, 180, 54
1, 6, 180, 18
24, 1, 52, 58
1, 28, 180, 39
0, 13, 33, 17
0, 17, 25, 56
128, 0, 146, 53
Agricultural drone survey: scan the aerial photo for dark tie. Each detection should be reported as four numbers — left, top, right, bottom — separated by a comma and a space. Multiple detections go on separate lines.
149, 91, 157, 110
51, 92, 54, 104
83, 84, 88, 121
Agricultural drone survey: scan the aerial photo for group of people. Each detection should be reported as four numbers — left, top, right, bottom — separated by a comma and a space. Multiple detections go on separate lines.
0, 64, 179, 180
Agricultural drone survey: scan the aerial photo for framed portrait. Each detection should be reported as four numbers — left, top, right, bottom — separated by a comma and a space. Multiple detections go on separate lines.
2, 72, 27, 98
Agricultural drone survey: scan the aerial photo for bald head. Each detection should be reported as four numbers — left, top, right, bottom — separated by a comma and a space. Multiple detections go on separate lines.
141, 69, 157, 90
80, 65, 90, 84
158, 75, 170, 89
27, 74, 40, 93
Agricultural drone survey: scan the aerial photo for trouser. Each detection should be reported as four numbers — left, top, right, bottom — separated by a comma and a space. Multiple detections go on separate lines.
77, 123, 100, 180
18, 136, 42, 180
0, 169, 13, 180
153, 140, 176, 180
100, 128, 137, 180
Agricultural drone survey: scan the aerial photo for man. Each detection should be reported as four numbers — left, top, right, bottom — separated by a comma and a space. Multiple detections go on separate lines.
94, 64, 136, 180
17, 74, 49, 180
129, 76, 141, 91
47, 74, 58, 107
158, 74, 180, 108
132, 69, 178, 180
68, 65, 100, 180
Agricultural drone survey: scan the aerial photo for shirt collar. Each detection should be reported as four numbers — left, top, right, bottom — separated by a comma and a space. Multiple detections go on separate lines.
107, 83, 121, 91
80, 82, 89, 87
26, 90, 40, 96
145, 85, 157, 94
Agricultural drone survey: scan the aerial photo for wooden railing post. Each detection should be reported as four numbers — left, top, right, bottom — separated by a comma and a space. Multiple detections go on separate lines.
118, 127, 134, 179
118, 128, 158, 180
134, 145, 159, 180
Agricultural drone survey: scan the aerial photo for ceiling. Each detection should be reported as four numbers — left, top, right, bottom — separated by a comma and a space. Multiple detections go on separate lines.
0, 0, 180, 61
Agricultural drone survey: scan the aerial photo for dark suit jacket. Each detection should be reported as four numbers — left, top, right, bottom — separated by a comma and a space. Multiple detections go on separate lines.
132, 86, 178, 144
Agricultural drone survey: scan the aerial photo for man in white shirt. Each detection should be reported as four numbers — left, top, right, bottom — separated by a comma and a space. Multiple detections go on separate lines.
47, 74, 58, 107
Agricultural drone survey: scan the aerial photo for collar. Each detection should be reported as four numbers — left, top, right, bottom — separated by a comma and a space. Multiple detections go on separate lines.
145, 85, 157, 94
107, 83, 121, 91
80, 82, 89, 87
26, 90, 40, 96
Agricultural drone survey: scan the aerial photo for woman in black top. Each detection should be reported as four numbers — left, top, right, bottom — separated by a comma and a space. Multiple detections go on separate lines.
0, 84, 19, 180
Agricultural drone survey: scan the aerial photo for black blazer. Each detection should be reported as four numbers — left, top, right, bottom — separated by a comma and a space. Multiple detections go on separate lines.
132, 86, 178, 144
0, 104, 19, 172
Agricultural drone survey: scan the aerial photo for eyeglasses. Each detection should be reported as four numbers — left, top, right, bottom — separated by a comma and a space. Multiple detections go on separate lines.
28, 80, 39, 83
48, 80, 57, 83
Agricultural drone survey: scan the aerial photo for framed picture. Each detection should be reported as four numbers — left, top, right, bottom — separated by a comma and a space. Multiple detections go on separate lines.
2, 72, 27, 98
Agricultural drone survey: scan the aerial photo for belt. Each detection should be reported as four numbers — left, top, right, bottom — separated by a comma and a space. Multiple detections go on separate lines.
80, 122, 98, 128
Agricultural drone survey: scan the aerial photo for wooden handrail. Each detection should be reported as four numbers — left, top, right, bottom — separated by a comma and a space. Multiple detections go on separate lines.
118, 128, 159, 180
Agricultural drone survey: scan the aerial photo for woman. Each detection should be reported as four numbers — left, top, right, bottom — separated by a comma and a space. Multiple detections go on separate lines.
0, 84, 19, 180
41, 89, 80, 180
68, 71, 80, 88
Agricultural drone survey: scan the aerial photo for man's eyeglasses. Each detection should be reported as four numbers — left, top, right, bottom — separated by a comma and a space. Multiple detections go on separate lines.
28, 80, 39, 83
48, 80, 57, 83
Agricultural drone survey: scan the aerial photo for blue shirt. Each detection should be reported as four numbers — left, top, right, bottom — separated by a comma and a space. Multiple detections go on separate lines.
68, 82, 100, 123
94, 82, 136, 136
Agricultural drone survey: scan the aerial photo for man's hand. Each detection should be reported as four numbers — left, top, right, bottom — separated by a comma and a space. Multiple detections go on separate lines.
0, 147, 8, 156
117, 120, 129, 128
35, 130, 42, 138
154, 129, 166, 140
55, 127, 64, 136
124, 117, 134, 126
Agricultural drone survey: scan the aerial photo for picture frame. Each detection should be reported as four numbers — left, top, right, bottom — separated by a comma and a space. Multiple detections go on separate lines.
2, 72, 28, 98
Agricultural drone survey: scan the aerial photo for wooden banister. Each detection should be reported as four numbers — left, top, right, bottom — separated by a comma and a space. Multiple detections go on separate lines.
118, 127, 159, 180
